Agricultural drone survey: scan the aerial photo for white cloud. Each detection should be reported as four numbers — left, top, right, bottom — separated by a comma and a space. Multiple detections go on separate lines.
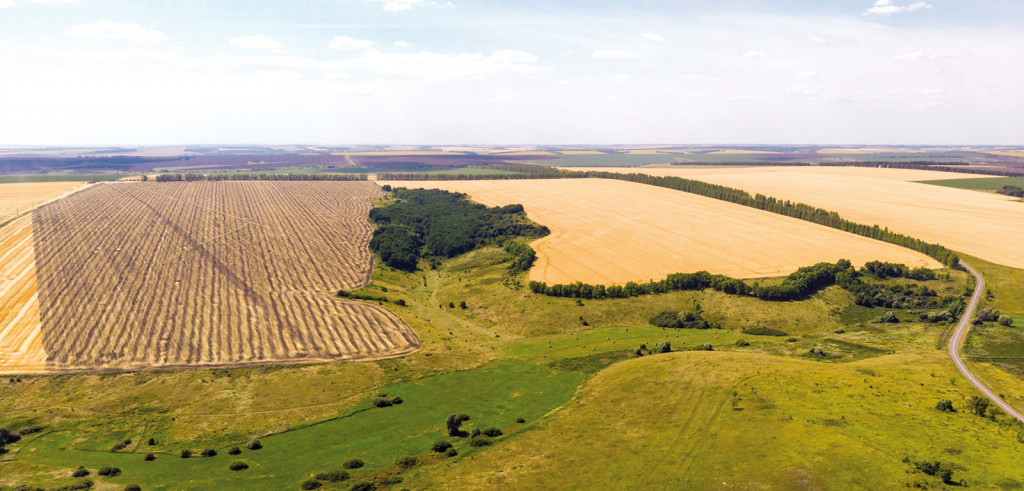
375, 0, 427, 12
796, 71, 818, 79
865, 0, 931, 15
613, 73, 631, 84
229, 35, 282, 50
25, 0, 78, 3
741, 50, 766, 59
642, 32, 666, 43
592, 49, 640, 60
729, 95, 757, 101
921, 88, 945, 95
805, 36, 826, 43
0, 0, 15, 9
329, 35, 372, 50
64, 20, 167, 42
684, 91, 713, 98
893, 50, 935, 60
393, 40, 411, 47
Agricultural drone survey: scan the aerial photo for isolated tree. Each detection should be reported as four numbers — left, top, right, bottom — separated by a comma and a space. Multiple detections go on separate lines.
446, 413, 470, 437
967, 396, 990, 417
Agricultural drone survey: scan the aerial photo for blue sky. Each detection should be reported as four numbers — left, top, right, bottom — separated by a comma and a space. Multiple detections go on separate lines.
0, 0, 1022, 145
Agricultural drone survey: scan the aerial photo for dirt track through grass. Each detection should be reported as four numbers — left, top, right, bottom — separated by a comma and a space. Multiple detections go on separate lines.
30, 181, 418, 371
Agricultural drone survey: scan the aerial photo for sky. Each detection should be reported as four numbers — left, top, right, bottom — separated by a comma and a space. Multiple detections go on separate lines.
0, 0, 1022, 145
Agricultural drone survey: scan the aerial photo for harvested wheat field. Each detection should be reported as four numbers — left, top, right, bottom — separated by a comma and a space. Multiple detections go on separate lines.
0, 215, 47, 373
382, 179, 939, 285
23, 181, 417, 372
0, 181, 90, 224
583, 167, 1024, 270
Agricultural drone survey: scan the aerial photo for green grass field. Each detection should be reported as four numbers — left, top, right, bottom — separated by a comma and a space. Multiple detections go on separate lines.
916, 176, 1024, 192
405, 351, 1024, 489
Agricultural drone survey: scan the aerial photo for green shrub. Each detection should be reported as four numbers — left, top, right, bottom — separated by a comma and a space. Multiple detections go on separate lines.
97, 467, 121, 477
445, 447, 458, 457
314, 470, 350, 482
143, 453, 155, 461
72, 466, 90, 478
656, 342, 672, 353
431, 441, 453, 453
342, 458, 365, 469
146, 438, 156, 445
515, 417, 525, 423
999, 315, 1014, 327
350, 483, 375, 491
735, 339, 750, 347
179, 449, 192, 458
299, 479, 322, 490
373, 397, 393, 408
124, 485, 141, 491
470, 437, 492, 447
395, 455, 418, 469
696, 343, 713, 351
227, 446, 241, 455
247, 440, 262, 450
201, 448, 217, 457
935, 400, 955, 412
742, 327, 788, 337
391, 396, 403, 405
481, 427, 503, 437
229, 461, 248, 471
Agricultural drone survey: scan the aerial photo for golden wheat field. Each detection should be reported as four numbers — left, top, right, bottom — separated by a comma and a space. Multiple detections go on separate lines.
0, 215, 48, 373
8, 180, 418, 372
382, 179, 939, 286
582, 166, 1024, 269
587, 165, 995, 182
0, 181, 90, 223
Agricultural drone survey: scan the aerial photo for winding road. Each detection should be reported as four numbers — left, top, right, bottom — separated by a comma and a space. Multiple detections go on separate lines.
948, 260, 1024, 423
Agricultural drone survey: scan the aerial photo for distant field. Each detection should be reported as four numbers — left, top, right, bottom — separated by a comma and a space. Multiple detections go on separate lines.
383, 179, 939, 285
577, 164, 997, 182
917, 176, 1024, 191
584, 166, 1024, 270
13, 181, 418, 372
540, 153, 682, 167
0, 174, 123, 184
0, 181, 90, 223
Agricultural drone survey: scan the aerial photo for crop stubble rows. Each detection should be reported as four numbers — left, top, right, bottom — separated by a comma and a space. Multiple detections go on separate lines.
31, 181, 417, 371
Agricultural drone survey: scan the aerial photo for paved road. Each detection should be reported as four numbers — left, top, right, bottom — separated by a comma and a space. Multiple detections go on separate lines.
948, 260, 1024, 423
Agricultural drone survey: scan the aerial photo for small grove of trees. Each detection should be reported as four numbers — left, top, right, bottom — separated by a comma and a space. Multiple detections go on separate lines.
649, 311, 712, 329
935, 400, 955, 412
966, 396, 990, 417
369, 188, 548, 271
997, 185, 1024, 197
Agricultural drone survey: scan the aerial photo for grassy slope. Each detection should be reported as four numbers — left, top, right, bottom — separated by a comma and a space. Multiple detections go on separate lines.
13, 360, 582, 490
406, 350, 1024, 490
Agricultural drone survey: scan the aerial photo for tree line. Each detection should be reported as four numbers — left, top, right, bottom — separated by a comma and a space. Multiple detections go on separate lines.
154, 173, 367, 182
819, 161, 1024, 178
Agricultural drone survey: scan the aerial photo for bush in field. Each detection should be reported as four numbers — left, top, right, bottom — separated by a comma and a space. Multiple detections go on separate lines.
696, 343, 714, 351
470, 437, 492, 447
179, 449, 192, 458
201, 448, 217, 457
314, 470, 349, 482
875, 311, 899, 323
395, 455, 418, 469
391, 396, 403, 405
742, 327, 788, 337
967, 396, 990, 417
146, 438, 156, 446
446, 413, 470, 437
999, 315, 1014, 327
481, 427, 503, 437
656, 342, 672, 353
72, 466, 90, 478
431, 441, 453, 453
143, 453, 156, 461
735, 339, 750, 347
459, 301, 468, 309
445, 447, 458, 457
935, 400, 955, 412
229, 461, 248, 471
227, 446, 241, 455
975, 307, 1001, 323
349, 483, 375, 491
516, 417, 525, 423
97, 467, 121, 477
373, 396, 393, 408
299, 479, 322, 490
342, 458, 365, 469
247, 440, 262, 450
124, 485, 141, 491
